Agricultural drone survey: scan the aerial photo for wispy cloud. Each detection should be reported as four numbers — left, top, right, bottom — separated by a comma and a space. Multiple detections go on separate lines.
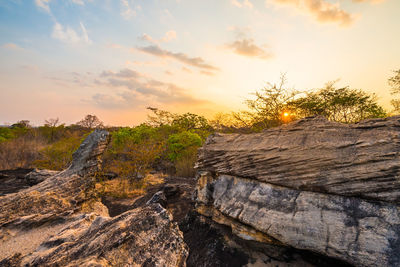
140, 30, 177, 44
35, 0, 51, 13
71, 0, 85, 5
92, 68, 209, 109
1, 43, 23, 50
352, 0, 385, 3
100, 68, 141, 79
136, 45, 219, 71
231, 0, 253, 8
226, 38, 273, 59
52, 22, 92, 44
271, 0, 355, 26
120, 0, 141, 20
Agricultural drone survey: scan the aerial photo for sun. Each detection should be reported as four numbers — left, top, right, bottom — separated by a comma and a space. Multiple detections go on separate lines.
283, 112, 289, 117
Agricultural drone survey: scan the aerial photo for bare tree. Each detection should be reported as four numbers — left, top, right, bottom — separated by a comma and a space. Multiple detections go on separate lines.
44, 118, 62, 142
45, 118, 60, 128
76, 115, 103, 129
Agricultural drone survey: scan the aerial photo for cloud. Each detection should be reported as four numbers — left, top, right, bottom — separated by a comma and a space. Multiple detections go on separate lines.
100, 68, 141, 79
1, 43, 22, 50
52, 22, 92, 44
226, 38, 273, 59
71, 0, 85, 5
161, 30, 177, 42
136, 45, 219, 71
140, 30, 177, 44
200, 70, 215, 76
93, 68, 209, 108
35, 0, 51, 13
120, 0, 140, 20
231, 0, 253, 8
272, 0, 354, 26
352, 0, 384, 3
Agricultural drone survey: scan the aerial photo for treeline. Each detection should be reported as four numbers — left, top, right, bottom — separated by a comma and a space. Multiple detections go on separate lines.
0, 70, 399, 180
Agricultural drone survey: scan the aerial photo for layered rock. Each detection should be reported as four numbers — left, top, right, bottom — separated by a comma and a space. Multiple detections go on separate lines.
4, 204, 187, 266
196, 116, 400, 204
0, 129, 110, 228
195, 116, 400, 267
0, 129, 188, 266
24, 168, 59, 186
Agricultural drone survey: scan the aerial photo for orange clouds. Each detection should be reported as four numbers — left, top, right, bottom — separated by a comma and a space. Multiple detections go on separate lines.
272, 0, 354, 26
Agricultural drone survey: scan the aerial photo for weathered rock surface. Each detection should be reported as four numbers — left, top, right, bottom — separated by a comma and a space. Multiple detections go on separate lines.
195, 116, 400, 267
0, 129, 110, 228
24, 168, 59, 185
0, 130, 188, 266
7, 204, 187, 267
196, 116, 400, 204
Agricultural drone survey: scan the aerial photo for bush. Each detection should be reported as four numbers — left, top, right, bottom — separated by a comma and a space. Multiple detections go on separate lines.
33, 136, 83, 170
102, 126, 165, 182
167, 131, 202, 177
0, 127, 14, 142
167, 131, 202, 162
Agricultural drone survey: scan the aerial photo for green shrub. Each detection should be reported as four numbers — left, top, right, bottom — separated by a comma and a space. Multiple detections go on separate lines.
0, 128, 14, 142
167, 131, 202, 162
33, 136, 82, 170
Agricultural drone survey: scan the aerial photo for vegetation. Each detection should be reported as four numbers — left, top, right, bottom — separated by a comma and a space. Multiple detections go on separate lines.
288, 82, 386, 123
389, 69, 400, 113
0, 74, 396, 196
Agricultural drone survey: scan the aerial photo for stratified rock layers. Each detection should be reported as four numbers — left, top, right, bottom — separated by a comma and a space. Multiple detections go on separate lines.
196, 116, 400, 204
195, 116, 400, 267
0, 130, 188, 266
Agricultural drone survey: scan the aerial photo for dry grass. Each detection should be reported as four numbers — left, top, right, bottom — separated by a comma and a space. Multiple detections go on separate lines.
175, 152, 197, 177
0, 136, 46, 170
95, 173, 165, 199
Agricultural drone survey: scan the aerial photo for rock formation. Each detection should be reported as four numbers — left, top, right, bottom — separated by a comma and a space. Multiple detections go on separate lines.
0, 129, 188, 266
195, 116, 400, 267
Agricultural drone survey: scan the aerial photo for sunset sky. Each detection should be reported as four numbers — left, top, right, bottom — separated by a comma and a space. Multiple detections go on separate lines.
0, 0, 399, 126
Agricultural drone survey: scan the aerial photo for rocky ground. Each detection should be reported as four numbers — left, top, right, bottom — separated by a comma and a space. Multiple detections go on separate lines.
1, 117, 400, 266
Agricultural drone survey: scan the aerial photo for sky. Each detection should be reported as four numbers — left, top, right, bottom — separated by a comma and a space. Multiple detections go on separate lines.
0, 0, 399, 126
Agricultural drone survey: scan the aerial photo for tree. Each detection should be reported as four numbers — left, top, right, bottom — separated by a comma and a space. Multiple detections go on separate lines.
76, 114, 103, 129
146, 107, 176, 127
172, 113, 211, 131
239, 74, 298, 131
389, 69, 400, 113
289, 82, 386, 123
11, 120, 31, 129
43, 118, 64, 142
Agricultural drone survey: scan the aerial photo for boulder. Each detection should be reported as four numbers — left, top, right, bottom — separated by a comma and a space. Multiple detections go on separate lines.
0, 129, 188, 266
196, 116, 400, 204
24, 168, 59, 185
195, 116, 400, 267
3, 204, 187, 267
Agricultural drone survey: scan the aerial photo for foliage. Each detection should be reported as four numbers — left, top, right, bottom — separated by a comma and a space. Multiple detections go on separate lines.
389, 69, 400, 113
0, 127, 14, 142
167, 131, 202, 162
112, 124, 159, 146
33, 135, 83, 170
236, 74, 298, 131
146, 107, 176, 127
166, 131, 202, 177
289, 82, 386, 123
76, 114, 104, 129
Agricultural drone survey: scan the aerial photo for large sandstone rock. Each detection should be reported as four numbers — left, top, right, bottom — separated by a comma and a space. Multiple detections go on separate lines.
195, 116, 400, 267
196, 116, 400, 204
0, 130, 188, 266
0, 129, 110, 228
2, 204, 187, 267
